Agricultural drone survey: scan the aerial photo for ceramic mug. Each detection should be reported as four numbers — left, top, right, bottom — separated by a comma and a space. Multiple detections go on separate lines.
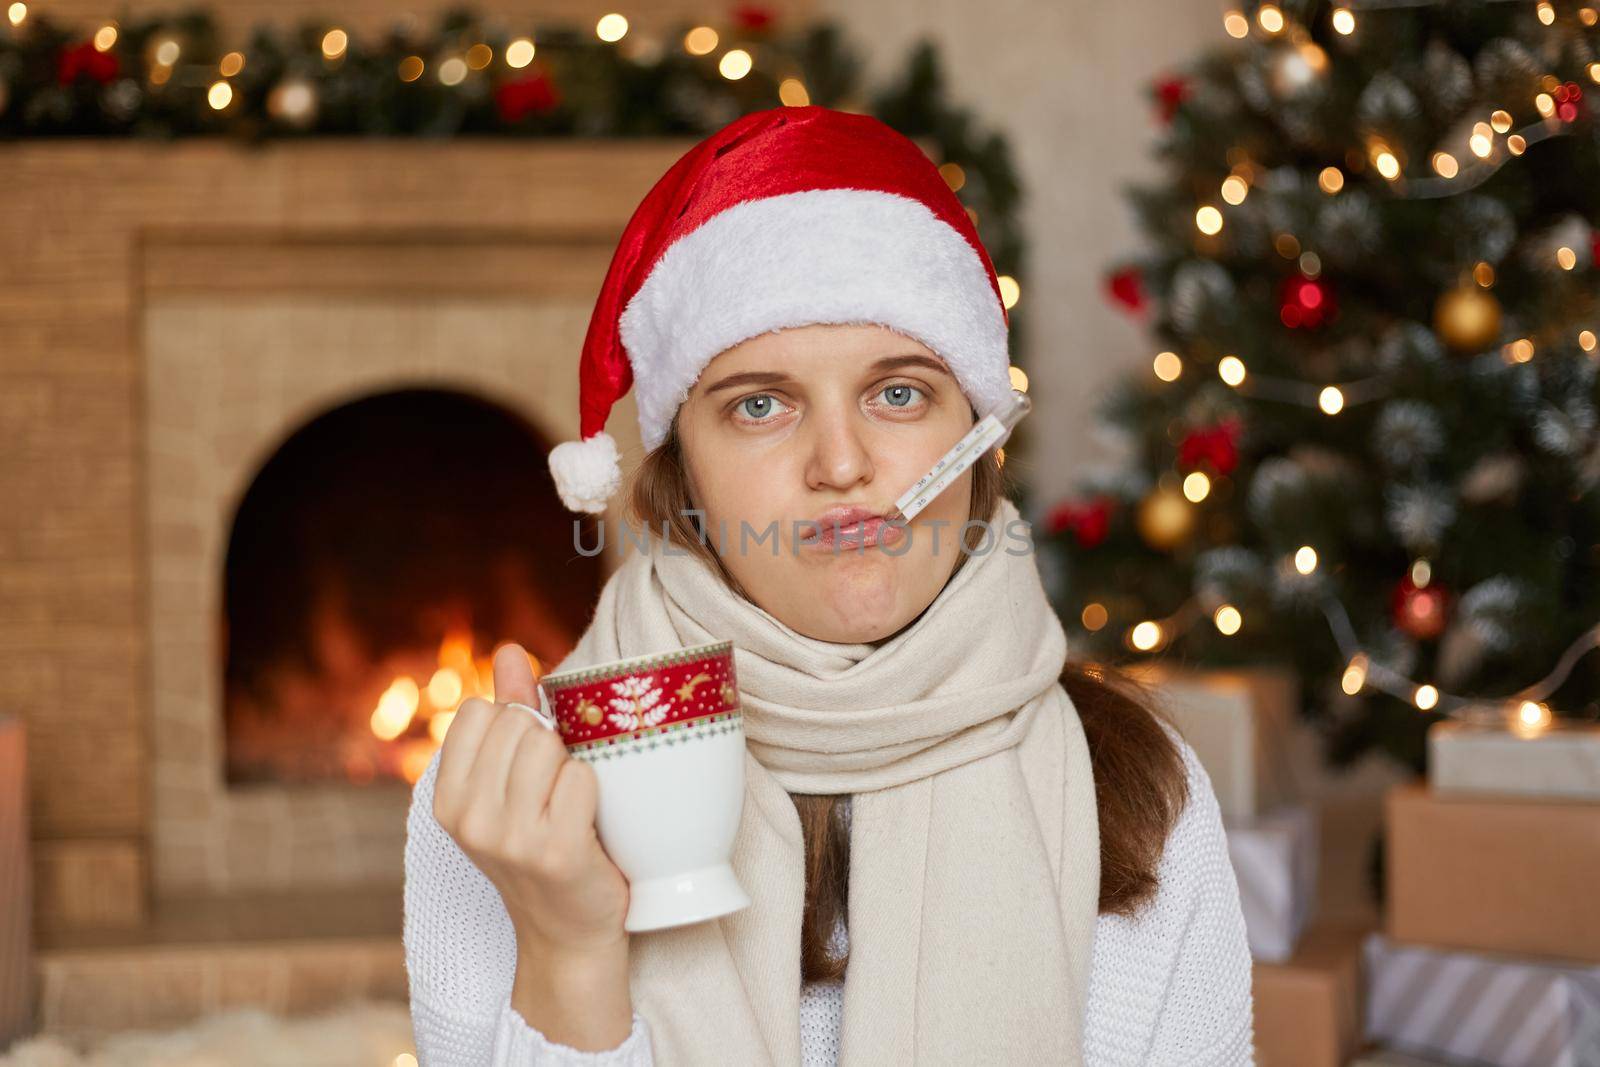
525, 639, 751, 933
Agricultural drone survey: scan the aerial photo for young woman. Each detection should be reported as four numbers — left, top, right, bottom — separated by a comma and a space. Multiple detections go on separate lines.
404, 105, 1254, 1066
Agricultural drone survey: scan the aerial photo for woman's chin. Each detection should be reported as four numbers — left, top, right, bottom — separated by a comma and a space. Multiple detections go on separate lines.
806, 556, 917, 642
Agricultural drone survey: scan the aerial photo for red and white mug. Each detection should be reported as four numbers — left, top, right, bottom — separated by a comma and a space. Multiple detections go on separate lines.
521, 639, 750, 932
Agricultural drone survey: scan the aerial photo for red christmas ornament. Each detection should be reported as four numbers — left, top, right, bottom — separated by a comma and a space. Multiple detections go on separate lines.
57, 41, 120, 86
731, 3, 777, 31
1278, 272, 1336, 329
1392, 573, 1451, 641
1177, 416, 1242, 476
1104, 266, 1147, 316
1046, 495, 1116, 549
1553, 81, 1583, 124
495, 70, 561, 123
1153, 75, 1190, 124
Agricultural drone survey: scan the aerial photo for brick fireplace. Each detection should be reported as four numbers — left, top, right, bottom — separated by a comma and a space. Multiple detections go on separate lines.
4, 136, 696, 1038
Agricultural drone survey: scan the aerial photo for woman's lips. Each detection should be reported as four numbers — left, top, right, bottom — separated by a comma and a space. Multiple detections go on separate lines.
806, 516, 906, 551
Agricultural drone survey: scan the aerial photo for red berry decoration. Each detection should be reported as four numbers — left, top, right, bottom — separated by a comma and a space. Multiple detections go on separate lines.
1104, 266, 1147, 316
1153, 75, 1190, 124
57, 40, 120, 86
1279, 273, 1336, 329
731, 4, 777, 32
495, 70, 561, 123
1177, 416, 1243, 476
1392, 573, 1451, 641
1046, 496, 1116, 549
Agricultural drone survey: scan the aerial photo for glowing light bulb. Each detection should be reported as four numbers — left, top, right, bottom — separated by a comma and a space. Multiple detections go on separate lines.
596, 13, 629, 42
1374, 151, 1401, 180
1130, 621, 1164, 651
1218, 355, 1247, 386
1414, 684, 1439, 711
207, 81, 233, 109
719, 48, 753, 80
1153, 351, 1183, 381
1341, 655, 1368, 695
1557, 246, 1577, 270
506, 38, 536, 67
1319, 386, 1344, 414
1214, 605, 1242, 635
1537, 2, 1556, 24
1490, 110, 1513, 133
1223, 10, 1250, 38
1294, 545, 1318, 574
1196, 205, 1224, 235
1183, 471, 1211, 502
683, 26, 718, 55
1331, 7, 1355, 34
321, 29, 348, 59
1221, 175, 1249, 205
1579, 330, 1596, 352
998, 275, 1021, 309
1081, 602, 1108, 631
1432, 152, 1459, 178
1318, 166, 1345, 194
1257, 4, 1284, 33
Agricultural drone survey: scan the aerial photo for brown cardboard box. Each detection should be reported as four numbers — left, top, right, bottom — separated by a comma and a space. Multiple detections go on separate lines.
1253, 923, 1367, 1067
1385, 781, 1600, 962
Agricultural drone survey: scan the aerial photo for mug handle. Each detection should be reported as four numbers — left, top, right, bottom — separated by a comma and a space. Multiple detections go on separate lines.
506, 688, 560, 733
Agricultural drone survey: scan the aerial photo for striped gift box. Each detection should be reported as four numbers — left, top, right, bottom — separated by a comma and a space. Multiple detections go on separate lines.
1364, 933, 1600, 1067
0, 714, 31, 1046
1225, 802, 1318, 963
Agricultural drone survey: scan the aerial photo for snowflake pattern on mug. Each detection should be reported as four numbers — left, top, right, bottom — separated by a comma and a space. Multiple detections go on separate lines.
606, 674, 673, 732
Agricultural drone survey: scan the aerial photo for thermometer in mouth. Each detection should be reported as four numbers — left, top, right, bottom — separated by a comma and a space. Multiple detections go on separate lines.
882, 389, 1032, 526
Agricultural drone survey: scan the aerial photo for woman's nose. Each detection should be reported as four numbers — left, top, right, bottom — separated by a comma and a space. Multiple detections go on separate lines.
803, 408, 875, 491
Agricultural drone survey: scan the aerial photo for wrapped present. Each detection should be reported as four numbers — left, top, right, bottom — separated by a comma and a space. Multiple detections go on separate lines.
1225, 803, 1318, 962
1253, 924, 1368, 1067
1429, 719, 1600, 802
1127, 663, 1298, 820
0, 715, 31, 1046
1364, 933, 1600, 1067
1386, 782, 1600, 962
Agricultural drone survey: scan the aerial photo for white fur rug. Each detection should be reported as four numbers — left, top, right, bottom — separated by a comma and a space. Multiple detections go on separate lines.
0, 1000, 416, 1067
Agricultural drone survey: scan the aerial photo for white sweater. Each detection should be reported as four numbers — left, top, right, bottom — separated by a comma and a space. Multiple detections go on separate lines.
404, 728, 1256, 1066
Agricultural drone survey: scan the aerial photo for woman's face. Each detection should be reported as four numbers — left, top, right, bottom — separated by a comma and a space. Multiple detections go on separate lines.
676, 323, 977, 644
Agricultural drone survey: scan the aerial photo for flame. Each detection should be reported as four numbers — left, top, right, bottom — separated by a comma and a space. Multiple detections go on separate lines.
369, 630, 542, 783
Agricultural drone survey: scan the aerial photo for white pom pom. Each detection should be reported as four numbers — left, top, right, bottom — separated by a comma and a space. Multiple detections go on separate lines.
548, 432, 622, 514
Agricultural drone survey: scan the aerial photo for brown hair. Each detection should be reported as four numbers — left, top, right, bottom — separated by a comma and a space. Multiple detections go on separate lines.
625, 413, 1190, 982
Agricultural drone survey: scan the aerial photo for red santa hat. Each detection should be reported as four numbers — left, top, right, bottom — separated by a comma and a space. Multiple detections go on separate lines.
548, 103, 1015, 514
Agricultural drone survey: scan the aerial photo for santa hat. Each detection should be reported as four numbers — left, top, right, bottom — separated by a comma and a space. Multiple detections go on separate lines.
548, 104, 1015, 514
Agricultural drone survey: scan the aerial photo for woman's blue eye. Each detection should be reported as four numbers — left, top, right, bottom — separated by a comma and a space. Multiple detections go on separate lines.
740, 395, 779, 420
882, 384, 924, 408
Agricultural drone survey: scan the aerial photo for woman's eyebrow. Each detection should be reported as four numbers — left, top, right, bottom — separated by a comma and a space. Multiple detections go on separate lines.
702, 353, 952, 395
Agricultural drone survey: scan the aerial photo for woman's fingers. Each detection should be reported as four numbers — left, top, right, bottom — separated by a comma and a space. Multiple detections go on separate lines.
467, 702, 537, 809
434, 696, 496, 818
504, 722, 570, 830
494, 642, 540, 707
546, 757, 600, 839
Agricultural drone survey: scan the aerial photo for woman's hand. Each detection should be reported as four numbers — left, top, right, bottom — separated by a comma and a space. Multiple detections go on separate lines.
432, 642, 631, 957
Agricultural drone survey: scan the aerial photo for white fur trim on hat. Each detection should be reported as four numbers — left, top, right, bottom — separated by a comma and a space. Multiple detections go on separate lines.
618, 187, 1013, 451
548, 431, 622, 514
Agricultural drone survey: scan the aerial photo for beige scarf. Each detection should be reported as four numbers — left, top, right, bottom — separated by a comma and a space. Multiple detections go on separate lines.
549, 497, 1099, 1065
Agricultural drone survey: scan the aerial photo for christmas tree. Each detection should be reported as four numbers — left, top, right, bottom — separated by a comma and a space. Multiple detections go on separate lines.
1044, 0, 1600, 770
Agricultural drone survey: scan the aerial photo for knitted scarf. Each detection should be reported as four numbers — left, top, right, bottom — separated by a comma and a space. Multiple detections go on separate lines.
549, 496, 1099, 1065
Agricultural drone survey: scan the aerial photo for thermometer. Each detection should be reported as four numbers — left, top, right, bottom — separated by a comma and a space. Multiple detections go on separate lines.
882, 389, 1032, 525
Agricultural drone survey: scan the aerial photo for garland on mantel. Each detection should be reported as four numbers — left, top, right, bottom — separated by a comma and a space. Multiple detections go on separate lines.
0, 5, 1028, 381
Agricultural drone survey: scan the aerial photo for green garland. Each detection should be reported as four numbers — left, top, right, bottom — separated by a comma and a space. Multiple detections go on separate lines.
0, 4, 1028, 427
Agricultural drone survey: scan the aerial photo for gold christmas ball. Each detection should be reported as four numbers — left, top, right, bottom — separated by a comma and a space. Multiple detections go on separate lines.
1137, 486, 1196, 551
1433, 284, 1503, 353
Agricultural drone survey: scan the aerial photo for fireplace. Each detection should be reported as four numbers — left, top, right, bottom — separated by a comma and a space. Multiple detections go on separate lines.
221, 387, 601, 787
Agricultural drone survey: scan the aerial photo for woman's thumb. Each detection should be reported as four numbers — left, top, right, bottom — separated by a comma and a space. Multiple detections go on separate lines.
492, 642, 539, 706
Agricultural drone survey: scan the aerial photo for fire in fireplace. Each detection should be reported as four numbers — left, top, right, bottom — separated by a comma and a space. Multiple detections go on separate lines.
221, 387, 603, 786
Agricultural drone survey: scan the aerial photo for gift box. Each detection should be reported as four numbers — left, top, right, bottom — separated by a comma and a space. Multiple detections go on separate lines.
0, 715, 31, 1046
1364, 933, 1600, 1067
1225, 803, 1318, 962
1253, 923, 1367, 1067
1386, 781, 1600, 963
1429, 719, 1600, 802
1128, 664, 1297, 820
